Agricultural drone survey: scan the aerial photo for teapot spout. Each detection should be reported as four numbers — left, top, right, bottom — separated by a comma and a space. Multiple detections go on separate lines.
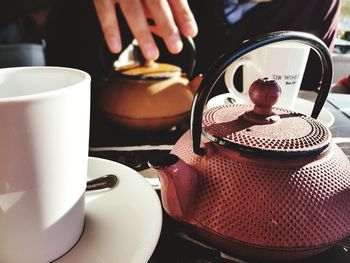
148, 154, 198, 221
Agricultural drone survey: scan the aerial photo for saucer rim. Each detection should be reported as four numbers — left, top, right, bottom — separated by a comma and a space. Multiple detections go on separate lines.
55, 157, 162, 263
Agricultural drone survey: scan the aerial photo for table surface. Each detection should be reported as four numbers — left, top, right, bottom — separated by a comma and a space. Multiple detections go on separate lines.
89, 92, 350, 263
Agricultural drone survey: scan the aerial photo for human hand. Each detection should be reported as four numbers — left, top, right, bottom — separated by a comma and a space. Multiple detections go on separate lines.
93, 0, 198, 61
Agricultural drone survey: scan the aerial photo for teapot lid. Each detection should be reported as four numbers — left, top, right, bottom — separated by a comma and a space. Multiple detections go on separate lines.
114, 61, 182, 80
202, 78, 331, 157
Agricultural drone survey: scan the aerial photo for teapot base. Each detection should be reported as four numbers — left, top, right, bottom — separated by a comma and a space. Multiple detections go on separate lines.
192, 225, 333, 262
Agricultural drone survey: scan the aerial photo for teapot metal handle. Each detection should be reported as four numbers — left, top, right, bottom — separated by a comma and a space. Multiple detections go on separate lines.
182, 37, 196, 80
191, 31, 333, 155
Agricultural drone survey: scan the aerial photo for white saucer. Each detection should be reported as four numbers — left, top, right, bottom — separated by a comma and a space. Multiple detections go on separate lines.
56, 157, 162, 263
207, 93, 335, 128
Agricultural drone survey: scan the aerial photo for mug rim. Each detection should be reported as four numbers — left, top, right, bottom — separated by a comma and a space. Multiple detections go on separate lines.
264, 41, 311, 49
0, 66, 91, 103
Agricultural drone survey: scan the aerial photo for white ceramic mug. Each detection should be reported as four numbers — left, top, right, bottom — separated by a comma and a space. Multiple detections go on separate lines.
224, 42, 310, 109
0, 67, 91, 262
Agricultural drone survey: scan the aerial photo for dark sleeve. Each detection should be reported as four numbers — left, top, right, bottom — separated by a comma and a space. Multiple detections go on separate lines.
0, 0, 53, 28
298, 0, 341, 91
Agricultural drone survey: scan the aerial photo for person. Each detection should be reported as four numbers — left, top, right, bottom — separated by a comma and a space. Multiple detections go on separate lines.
92, 0, 198, 62
46, 0, 340, 95
0, 1, 52, 67
0, 1, 52, 45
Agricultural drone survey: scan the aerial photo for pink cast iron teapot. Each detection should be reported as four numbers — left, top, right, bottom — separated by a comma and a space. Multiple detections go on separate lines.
149, 31, 350, 262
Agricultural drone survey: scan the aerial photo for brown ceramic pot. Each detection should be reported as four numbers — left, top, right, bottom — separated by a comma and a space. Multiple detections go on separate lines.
98, 40, 197, 130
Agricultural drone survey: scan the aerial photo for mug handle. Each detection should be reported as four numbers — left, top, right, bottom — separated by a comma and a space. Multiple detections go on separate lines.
224, 57, 254, 102
191, 31, 333, 155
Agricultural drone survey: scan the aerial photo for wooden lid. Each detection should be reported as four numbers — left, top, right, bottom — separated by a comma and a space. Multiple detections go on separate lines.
115, 61, 182, 80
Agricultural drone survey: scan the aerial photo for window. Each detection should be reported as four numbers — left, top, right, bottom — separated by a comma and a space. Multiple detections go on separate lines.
335, 0, 350, 53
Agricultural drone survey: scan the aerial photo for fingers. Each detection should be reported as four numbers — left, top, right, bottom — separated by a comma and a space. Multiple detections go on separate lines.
145, 0, 198, 54
94, 0, 198, 60
119, 0, 159, 60
93, 0, 122, 53
168, 0, 197, 38
121, 0, 197, 58
144, 0, 182, 54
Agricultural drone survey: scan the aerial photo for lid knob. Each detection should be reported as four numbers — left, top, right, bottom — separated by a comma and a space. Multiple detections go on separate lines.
243, 78, 282, 124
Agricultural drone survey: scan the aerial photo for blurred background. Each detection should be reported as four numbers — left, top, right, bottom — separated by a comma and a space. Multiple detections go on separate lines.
332, 0, 350, 81
1, 0, 350, 85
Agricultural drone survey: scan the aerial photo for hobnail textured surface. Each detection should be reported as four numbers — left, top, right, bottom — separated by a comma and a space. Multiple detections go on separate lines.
171, 131, 350, 251
202, 105, 331, 154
